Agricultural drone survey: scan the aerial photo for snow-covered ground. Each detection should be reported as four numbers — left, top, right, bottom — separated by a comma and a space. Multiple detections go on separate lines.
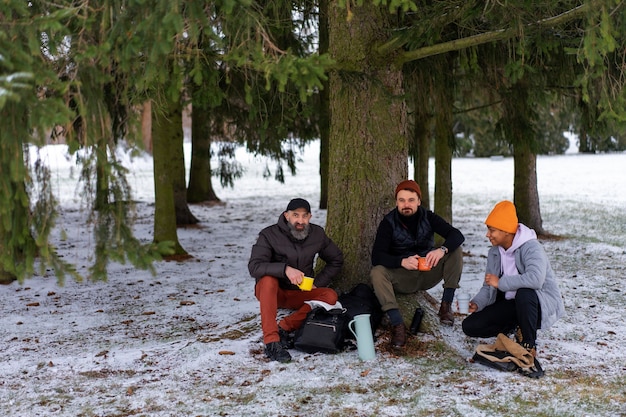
1, 141, 625, 416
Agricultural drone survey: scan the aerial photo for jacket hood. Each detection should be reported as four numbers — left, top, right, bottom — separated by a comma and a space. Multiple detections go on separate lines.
508, 223, 537, 252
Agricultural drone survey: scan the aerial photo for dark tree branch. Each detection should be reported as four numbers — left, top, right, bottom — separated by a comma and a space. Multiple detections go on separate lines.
378, 4, 590, 65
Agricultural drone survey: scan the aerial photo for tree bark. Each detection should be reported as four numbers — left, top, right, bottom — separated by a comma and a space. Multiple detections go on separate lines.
411, 109, 432, 210
434, 120, 453, 223
327, 2, 407, 291
404, 64, 433, 210
433, 83, 454, 223
141, 101, 153, 154
431, 55, 456, 223
187, 100, 220, 204
152, 99, 187, 254
95, 140, 109, 211
166, 104, 199, 225
514, 143, 545, 234
318, 0, 330, 210
397, 291, 442, 337
502, 81, 546, 234
0, 115, 32, 283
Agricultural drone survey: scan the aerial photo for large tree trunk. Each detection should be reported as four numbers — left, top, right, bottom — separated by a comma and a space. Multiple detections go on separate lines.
187, 99, 220, 204
326, 2, 407, 291
152, 99, 187, 255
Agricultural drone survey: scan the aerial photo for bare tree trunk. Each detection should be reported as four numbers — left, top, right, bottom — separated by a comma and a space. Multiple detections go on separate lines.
410, 100, 433, 210
578, 99, 594, 153
152, 99, 187, 254
187, 99, 220, 204
502, 81, 545, 234
327, 2, 407, 291
433, 114, 453, 223
404, 64, 434, 210
318, 0, 330, 210
432, 55, 455, 223
95, 141, 109, 211
0, 119, 33, 283
163, 103, 199, 225
415, 124, 432, 209
514, 142, 545, 234
141, 101, 152, 154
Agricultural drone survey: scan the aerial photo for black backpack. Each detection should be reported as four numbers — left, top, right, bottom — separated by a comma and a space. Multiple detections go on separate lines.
294, 307, 349, 354
338, 283, 383, 341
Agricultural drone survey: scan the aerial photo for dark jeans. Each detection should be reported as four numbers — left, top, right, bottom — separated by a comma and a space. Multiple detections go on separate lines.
462, 288, 541, 346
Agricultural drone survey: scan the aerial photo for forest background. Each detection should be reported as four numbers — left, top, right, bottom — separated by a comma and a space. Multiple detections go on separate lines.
2, 1, 626, 320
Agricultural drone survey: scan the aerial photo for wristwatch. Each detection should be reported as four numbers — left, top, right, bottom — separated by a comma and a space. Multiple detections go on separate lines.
440, 246, 448, 254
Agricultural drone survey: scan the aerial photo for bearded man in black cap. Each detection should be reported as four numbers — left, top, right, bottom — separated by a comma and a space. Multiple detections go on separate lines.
248, 198, 343, 363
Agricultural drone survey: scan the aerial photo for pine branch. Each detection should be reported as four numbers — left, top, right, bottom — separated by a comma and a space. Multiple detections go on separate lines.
381, 3, 590, 65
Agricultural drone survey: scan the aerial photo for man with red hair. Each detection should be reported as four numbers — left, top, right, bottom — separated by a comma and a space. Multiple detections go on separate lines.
370, 180, 465, 348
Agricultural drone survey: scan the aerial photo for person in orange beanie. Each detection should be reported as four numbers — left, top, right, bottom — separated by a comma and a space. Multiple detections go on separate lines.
370, 180, 465, 348
462, 200, 565, 365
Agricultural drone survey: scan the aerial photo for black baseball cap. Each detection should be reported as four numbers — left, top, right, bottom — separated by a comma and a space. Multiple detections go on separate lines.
285, 198, 311, 212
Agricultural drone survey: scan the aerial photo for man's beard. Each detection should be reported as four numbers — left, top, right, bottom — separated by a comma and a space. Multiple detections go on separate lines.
400, 207, 415, 216
288, 222, 310, 240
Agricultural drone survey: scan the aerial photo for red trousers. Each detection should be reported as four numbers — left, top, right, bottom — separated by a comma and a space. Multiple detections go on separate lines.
255, 275, 338, 345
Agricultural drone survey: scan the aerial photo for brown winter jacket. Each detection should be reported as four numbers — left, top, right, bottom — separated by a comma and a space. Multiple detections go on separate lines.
248, 214, 343, 290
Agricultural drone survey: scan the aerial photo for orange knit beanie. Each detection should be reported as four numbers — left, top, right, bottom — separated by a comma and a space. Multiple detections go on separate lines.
485, 200, 518, 233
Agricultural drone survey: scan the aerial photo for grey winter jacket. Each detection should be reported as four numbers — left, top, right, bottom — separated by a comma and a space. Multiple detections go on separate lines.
471, 238, 565, 330
248, 214, 343, 290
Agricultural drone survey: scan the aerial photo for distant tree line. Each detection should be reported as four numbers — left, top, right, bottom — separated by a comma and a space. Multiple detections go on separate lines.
2, 1, 626, 285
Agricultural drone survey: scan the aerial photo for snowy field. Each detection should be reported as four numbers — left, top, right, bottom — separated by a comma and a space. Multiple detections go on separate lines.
1, 141, 625, 416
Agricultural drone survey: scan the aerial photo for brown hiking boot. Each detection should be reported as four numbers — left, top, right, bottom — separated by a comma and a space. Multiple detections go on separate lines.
438, 301, 454, 326
390, 323, 407, 347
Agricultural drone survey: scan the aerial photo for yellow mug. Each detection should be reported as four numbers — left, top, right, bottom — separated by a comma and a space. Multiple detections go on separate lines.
298, 276, 314, 291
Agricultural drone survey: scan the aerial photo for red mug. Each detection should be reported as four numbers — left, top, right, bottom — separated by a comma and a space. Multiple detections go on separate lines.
417, 257, 431, 271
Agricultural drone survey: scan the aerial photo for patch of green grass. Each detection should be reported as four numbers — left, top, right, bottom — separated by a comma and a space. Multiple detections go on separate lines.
468, 371, 626, 417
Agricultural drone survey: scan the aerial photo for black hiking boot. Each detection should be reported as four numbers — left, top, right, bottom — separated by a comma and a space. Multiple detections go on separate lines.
264, 342, 292, 363
279, 328, 295, 350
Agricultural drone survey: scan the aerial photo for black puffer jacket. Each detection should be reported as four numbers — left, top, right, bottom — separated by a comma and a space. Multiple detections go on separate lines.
371, 206, 465, 268
248, 214, 343, 290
